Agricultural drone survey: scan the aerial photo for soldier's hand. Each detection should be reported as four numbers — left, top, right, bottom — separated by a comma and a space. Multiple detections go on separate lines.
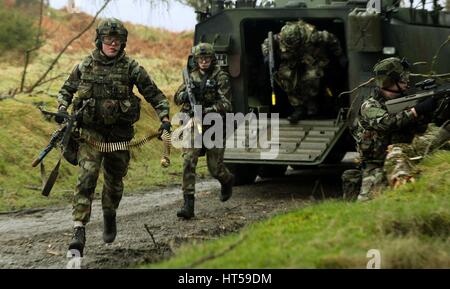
55, 105, 69, 124
261, 44, 269, 57
414, 97, 437, 117
179, 91, 189, 104
159, 120, 172, 140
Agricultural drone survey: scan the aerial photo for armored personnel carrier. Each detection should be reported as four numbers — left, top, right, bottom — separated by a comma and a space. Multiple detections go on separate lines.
191, 0, 450, 184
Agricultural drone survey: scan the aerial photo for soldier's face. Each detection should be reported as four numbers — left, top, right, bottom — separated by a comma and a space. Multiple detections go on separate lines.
197, 56, 213, 71
101, 35, 121, 58
381, 81, 408, 99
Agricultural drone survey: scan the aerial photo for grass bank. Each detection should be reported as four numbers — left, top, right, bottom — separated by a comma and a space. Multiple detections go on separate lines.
145, 152, 450, 269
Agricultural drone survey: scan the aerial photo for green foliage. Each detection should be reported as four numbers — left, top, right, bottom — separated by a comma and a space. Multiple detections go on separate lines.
147, 152, 450, 268
0, 3, 38, 55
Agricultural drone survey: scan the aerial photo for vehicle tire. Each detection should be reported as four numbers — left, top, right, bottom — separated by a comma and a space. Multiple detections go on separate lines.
258, 165, 287, 178
226, 163, 258, 186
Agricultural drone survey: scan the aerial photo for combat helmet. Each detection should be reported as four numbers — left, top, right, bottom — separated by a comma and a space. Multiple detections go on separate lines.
373, 57, 410, 88
95, 18, 128, 51
191, 42, 216, 68
279, 21, 307, 48
192, 42, 215, 58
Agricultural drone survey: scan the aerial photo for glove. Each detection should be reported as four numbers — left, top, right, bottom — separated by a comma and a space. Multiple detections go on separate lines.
159, 120, 172, 139
55, 105, 69, 124
178, 91, 189, 104
414, 97, 437, 117
261, 42, 269, 57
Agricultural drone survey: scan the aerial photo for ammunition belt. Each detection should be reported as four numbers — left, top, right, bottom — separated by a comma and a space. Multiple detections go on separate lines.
84, 130, 171, 159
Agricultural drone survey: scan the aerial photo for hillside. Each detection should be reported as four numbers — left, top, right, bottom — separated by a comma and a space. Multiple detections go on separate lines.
0, 7, 199, 212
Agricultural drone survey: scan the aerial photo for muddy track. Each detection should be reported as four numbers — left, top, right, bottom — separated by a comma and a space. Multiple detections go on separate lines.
0, 168, 345, 269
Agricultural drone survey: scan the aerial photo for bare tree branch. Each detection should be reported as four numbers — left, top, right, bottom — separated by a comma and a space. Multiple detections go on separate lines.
26, 0, 112, 93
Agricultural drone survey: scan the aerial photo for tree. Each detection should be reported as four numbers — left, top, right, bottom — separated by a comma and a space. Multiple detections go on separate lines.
179, 0, 209, 11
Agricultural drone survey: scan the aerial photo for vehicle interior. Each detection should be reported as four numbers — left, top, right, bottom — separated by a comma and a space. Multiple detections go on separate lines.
241, 17, 349, 119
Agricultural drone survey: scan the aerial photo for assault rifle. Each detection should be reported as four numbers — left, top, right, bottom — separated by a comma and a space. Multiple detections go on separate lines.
385, 79, 450, 114
32, 101, 88, 168
267, 31, 277, 106
32, 101, 89, 196
182, 67, 203, 134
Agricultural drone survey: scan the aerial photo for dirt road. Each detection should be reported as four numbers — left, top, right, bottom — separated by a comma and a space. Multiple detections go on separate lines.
0, 167, 346, 269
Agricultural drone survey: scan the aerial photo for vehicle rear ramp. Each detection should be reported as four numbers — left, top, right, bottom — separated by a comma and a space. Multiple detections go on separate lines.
224, 118, 346, 165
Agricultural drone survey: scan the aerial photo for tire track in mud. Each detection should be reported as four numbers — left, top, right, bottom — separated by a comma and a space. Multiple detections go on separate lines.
0, 169, 344, 268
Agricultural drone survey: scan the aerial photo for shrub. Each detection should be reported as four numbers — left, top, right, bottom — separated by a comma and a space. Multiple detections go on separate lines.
0, 3, 38, 55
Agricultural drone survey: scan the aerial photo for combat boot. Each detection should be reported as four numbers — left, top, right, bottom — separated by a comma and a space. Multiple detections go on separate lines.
68, 226, 86, 257
103, 210, 117, 243
177, 194, 195, 219
220, 174, 235, 202
287, 106, 306, 124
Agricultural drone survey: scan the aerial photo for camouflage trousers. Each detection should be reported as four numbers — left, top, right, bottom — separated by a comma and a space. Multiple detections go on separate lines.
275, 64, 322, 107
73, 130, 130, 224
357, 163, 386, 201
344, 123, 447, 201
384, 123, 442, 187
341, 169, 362, 201
182, 147, 232, 195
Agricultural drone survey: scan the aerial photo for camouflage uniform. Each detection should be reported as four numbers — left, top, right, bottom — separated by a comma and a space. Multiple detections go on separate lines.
352, 91, 428, 200
261, 20, 343, 116
173, 43, 235, 219
174, 63, 233, 196
348, 57, 437, 201
343, 58, 449, 200
384, 122, 450, 186
58, 41, 169, 225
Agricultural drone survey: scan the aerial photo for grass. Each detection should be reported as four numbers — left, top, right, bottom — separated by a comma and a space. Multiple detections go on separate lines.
0, 9, 201, 212
0, 93, 208, 212
144, 152, 450, 269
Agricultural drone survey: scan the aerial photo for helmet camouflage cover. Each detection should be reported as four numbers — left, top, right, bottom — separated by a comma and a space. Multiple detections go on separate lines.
96, 18, 128, 43
373, 57, 410, 88
192, 42, 215, 58
279, 20, 307, 48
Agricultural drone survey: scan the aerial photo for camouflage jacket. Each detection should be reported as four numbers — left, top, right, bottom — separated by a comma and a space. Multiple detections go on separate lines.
57, 49, 169, 134
174, 64, 232, 115
261, 22, 342, 69
354, 92, 427, 164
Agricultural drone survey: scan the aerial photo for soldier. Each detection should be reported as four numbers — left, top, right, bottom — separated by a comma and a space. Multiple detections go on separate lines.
261, 19, 345, 123
351, 57, 437, 201
56, 18, 171, 255
384, 121, 450, 188
173, 42, 235, 219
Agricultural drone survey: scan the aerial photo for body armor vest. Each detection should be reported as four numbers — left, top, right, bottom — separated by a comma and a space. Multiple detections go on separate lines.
190, 66, 220, 108
74, 55, 141, 127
